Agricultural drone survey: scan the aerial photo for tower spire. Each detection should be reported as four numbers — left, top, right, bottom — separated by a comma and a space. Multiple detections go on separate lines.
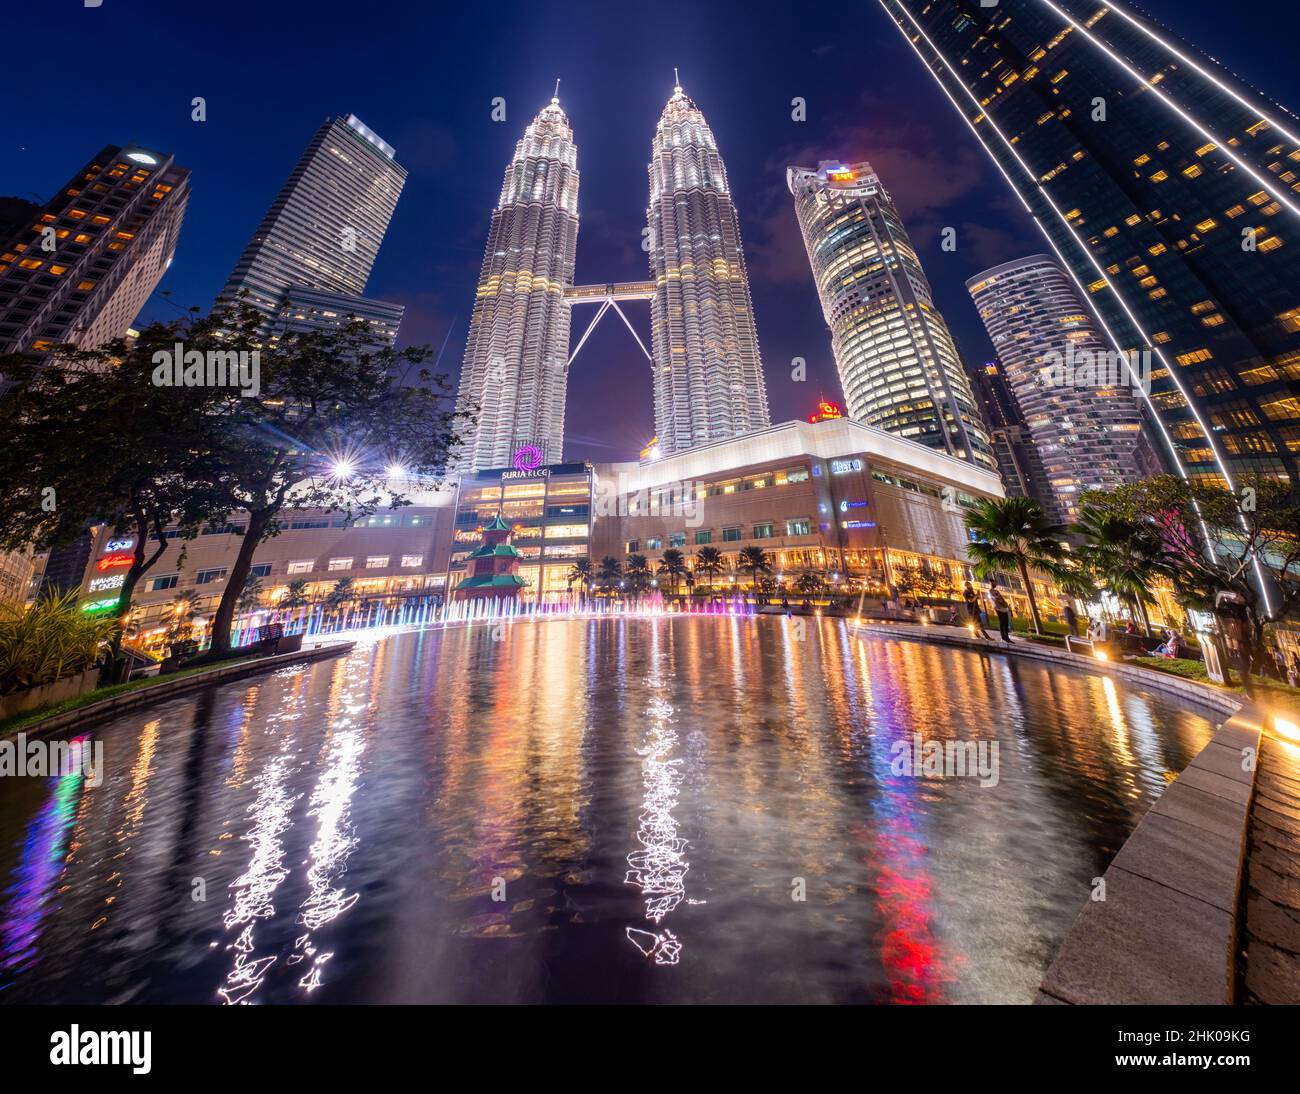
673, 67, 681, 92
552, 78, 561, 104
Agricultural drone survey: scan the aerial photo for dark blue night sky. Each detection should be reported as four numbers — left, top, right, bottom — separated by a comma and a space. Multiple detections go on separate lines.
7, 0, 1298, 461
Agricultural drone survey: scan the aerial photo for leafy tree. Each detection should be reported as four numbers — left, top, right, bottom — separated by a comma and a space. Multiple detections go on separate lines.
1080, 475, 1300, 674
0, 320, 233, 651
183, 301, 462, 654
793, 570, 824, 596
657, 548, 688, 597
694, 546, 724, 592
964, 497, 1067, 634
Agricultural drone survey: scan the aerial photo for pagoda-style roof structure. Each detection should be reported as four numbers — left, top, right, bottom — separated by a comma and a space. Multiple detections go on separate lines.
453, 512, 528, 598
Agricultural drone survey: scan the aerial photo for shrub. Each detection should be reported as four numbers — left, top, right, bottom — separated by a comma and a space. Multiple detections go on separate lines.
0, 591, 117, 696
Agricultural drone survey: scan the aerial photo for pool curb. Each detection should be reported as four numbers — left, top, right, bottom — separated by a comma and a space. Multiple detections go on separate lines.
1, 642, 355, 741
852, 621, 1260, 1005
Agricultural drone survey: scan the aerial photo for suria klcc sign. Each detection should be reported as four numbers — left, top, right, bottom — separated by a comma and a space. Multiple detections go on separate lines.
501, 444, 548, 480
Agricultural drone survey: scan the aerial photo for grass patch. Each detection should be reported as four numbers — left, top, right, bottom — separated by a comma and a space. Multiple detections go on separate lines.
0, 655, 261, 737
1132, 656, 1213, 684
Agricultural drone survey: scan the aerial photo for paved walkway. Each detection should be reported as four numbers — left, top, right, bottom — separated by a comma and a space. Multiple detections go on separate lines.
1239, 718, 1300, 1003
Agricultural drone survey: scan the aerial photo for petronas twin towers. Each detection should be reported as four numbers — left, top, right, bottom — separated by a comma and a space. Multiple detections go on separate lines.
456, 84, 769, 471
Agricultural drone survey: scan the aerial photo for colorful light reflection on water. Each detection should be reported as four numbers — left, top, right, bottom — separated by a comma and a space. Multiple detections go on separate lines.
0, 619, 1219, 1003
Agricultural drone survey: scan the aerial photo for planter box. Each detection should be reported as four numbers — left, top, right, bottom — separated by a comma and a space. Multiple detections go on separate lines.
0, 667, 101, 721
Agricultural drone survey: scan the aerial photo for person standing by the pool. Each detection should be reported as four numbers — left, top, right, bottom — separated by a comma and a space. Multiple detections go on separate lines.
1063, 602, 1079, 637
991, 589, 1012, 643
963, 582, 991, 639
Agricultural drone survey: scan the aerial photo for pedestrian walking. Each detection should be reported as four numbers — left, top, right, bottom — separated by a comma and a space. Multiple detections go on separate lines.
992, 589, 1012, 642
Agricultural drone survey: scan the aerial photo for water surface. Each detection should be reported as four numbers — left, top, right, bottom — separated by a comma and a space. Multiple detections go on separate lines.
0, 618, 1218, 1003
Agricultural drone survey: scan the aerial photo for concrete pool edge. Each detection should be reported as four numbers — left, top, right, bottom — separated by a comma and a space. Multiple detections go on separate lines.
852, 620, 1260, 1005
2, 642, 355, 740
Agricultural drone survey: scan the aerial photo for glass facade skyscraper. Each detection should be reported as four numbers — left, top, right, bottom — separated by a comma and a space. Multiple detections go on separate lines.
217, 114, 406, 336
648, 84, 770, 454
967, 255, 1144, 520
455, 96, 580, 471
788, 160, 995, 469
0, 144, 189, 357
880, 0, 1300, 489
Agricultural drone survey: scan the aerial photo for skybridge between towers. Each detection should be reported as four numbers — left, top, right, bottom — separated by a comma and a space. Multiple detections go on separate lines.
564, 281, 655, 367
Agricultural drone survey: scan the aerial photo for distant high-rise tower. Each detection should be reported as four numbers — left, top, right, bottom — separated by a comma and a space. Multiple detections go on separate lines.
455, 94, 579, 470
217, 114, 406, 342
788, 160, 994, 469
967, 359, 1058, 516
0, 144, 189, 357
648, 82, 769, 453
880, 0, 1300, 490
967, 256, 1144, 521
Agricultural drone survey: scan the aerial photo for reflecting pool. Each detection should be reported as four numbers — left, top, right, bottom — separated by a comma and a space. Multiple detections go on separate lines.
0, 617, 1219, 1003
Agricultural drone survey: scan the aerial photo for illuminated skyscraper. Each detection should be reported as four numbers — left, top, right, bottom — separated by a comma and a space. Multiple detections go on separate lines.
787, 160, 995, 469
217, 114, 406, 339
455, 95, 579, 470
648, 83, 769, 453
0, 144, 188, 358
967, 255, 1144, 520
880, 0, 1300, 489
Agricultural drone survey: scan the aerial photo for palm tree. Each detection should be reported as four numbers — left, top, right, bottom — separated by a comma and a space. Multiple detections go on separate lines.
324, 576, 357, 612
280, 579, 311, 610
738, 546, 771, 597
164, 590, 201, 648
964, 497, 1067, 635
1073, 504, 1170, 636
597, 556, 623, 596
277, 579, 312, 624
237, 573, 264, 616
658, 548, 688, 598
694, 546, 724, 593
625, 553, 653, 595
567, 558, 594, 598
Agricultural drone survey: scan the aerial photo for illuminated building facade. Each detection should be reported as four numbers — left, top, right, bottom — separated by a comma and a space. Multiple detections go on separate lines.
967, 359, 1057, 516
967, 255, 1143, 520
456, 96, 580, 470
0, 144, 189, 357
80, 492, 456, 634
217, 115, 405, 335
880, 0, 1300, 488
270, 286, 404, 351
648, 84, 770, 453
447, 461, 594, 600
787, 161, 995, 470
